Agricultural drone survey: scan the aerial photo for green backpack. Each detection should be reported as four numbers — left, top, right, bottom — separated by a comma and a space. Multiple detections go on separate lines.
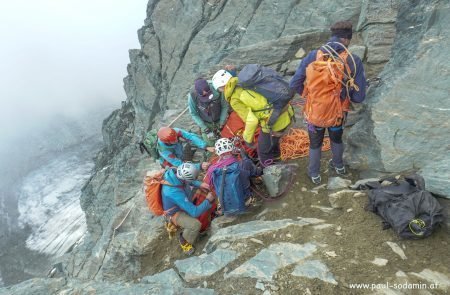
139, 130, 159, 159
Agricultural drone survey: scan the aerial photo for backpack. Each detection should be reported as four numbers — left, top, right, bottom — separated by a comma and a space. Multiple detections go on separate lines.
191, 189, 217, 232
190, 88, 222, 123
139, 130, 159, 159
238, 64, 294, 126
302, 43, 354, 127
211, 162, 247, 215
365, 174, 444, 239
143, 169, 181, 216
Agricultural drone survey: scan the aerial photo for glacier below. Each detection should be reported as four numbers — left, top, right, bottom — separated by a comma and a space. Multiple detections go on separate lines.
17, 141, 99, 257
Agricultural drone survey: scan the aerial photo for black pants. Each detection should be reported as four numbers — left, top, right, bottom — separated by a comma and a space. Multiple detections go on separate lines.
257, 131, 281, 166
308, 126, 343, 149
308, 126, 344, 177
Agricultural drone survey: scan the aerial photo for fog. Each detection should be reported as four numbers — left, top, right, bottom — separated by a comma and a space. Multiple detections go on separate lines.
0, 0, 148, 144
0, 1, 149, 285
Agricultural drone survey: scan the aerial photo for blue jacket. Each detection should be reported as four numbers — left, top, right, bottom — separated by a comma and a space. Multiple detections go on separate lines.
188, 80, 229, 131
289, 37, 367, 103
161, 169, 211, 217
157, 128, 207, 168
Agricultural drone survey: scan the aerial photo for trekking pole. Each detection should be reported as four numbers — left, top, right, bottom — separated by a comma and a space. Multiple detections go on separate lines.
168, 107, 189, 127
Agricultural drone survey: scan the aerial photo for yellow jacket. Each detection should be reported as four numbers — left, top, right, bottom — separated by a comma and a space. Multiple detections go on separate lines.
224, 77, 294, 143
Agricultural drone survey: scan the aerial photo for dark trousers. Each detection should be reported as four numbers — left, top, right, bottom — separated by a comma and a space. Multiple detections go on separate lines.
308, 126, 344, 177
257, 131, 281, 166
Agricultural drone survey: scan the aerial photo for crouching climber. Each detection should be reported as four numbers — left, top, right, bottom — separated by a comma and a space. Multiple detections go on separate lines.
188, 78, 229, 146
206, 138, 262, 215
161, 163, 216, 255
212, 70, 294, 167
156, 126, 215, 170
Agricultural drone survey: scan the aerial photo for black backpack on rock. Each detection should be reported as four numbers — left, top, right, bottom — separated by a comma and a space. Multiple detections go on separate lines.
364, 174, 445, 239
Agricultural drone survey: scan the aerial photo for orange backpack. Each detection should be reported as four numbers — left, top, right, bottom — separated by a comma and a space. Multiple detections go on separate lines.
144, 169, 180, 216
302, 43, 357, 127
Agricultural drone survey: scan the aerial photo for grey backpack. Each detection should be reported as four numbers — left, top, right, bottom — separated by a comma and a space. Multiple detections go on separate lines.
238, 64, 294, 125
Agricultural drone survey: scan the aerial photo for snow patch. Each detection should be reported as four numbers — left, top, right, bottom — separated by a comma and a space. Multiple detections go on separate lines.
18, 149, 94, 257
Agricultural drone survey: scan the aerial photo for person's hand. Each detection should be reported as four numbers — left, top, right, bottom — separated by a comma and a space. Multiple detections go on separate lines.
200, 182, 210, 191
201, 161, 211, 170
206, 147, 215, 153
224, 64, 236, 72
206, 192, 216, 203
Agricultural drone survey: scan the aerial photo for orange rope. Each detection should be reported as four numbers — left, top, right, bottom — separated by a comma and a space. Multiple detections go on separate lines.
280, 128, 331, 160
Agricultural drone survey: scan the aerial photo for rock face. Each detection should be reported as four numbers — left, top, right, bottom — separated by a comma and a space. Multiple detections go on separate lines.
64, 0, 389, 283
345, 1, 450, 197
7, 0, 446, 292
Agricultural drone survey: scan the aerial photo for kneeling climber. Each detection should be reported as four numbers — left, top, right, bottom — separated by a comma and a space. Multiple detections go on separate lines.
161, 163, 216, 255
206, 138, 262, 215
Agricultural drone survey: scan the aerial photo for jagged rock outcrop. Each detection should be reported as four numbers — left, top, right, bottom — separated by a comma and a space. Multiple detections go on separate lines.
345, 0, 450, 197
66, 0, 397, 283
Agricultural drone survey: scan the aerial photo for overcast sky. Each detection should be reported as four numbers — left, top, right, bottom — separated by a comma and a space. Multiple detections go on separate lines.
0, 0, 148, 140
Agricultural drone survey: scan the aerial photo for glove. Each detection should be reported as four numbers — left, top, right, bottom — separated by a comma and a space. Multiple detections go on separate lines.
206, 132, 215, 140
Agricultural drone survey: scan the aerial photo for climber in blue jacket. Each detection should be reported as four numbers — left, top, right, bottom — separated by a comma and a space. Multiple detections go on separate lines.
289, 20, 367, 185
157, 127, 215, 170
161, 163, 215, 255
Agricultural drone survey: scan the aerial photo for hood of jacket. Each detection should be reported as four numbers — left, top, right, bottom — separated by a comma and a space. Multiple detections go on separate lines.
164, 168, 183, 186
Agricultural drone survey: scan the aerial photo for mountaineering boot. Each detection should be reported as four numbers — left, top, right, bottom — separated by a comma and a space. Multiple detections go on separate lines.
178, 232, 195, 256
328, 159, 346, 175
310, 175, 322, 185
330, 142, 346, 175
308, 148, 322, 184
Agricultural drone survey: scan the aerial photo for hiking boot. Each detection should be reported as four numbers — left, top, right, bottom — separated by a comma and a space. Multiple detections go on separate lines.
178, 233, 195, 256
310, 175, 321, 185
245, 195, 257, 207
328, 159, 346, 175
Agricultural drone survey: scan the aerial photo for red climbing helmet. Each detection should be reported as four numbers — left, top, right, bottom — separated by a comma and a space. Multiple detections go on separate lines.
157, 127, 178, 144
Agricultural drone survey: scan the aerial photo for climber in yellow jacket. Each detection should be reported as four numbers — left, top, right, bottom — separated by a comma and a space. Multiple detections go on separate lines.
212, 71, 294, 166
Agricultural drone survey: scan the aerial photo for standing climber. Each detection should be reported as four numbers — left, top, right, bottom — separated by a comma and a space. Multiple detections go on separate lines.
188, 78, 229, 146
211, 70, 294, 166
156, 127, 215, 170
290, 20, 367, 184
161, 163, 215, 255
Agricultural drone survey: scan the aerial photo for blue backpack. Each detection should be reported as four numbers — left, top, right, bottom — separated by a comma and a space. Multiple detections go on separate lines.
211, 162, 247, 215
238, 64, 295, 126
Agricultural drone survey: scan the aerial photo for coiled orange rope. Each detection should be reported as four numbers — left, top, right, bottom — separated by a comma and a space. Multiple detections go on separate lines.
280, 128, 331, 160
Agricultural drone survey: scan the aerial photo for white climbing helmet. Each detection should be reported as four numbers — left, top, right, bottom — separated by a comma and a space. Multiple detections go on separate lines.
215, 138, 234, 156
212, 69, 232, 90
176, 163, 199, 181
